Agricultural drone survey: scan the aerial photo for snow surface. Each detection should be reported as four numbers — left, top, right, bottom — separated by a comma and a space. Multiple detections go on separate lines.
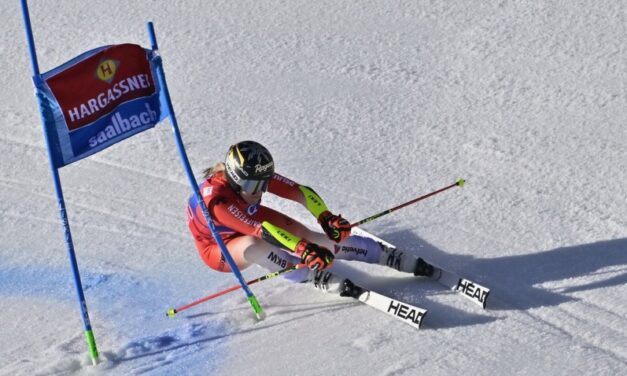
1, 0, 626, 375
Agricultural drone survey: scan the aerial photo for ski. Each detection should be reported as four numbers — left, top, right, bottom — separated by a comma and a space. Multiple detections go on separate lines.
341, 279, 427, 330
431, 266, 490, 309
310, 269, 427, 329
352, 227, 491, 309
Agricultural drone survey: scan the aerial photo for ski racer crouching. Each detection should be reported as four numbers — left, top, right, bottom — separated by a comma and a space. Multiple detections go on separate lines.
186, 140, 434, 295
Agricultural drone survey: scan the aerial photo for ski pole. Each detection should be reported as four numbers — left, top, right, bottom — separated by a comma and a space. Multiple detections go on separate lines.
351, 179, 465, 228
167, 264, 304, 317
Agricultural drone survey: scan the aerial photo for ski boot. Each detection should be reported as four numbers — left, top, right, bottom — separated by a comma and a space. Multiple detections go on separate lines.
378, 242, 434, 277
338, 279, 365, 299
305, 269, 342, 294
414, 257, 435, 277
378, 242, 405, 271
305, 270, 366, 299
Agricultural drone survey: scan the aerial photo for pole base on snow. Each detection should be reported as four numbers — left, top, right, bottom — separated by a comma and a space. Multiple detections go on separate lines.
248, 295, 264, 321
166, 265, 301, 317
85, 329, 99, 366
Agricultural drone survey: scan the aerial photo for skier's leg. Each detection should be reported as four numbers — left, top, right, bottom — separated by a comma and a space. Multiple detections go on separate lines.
331, 235, 434, 277
238, 237, 353, 295
195, 238, 252, 273
232, 236, 310, 283
194, 234, 306, 281
255, 207, 379, 263
256, 206, 430, 275
238, 237, 349, 293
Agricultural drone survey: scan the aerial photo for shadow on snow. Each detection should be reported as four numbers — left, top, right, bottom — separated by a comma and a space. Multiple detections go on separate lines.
377, 228, 627, 312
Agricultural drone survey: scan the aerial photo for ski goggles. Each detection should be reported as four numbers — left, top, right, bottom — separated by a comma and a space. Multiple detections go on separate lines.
237, 178, 270, 195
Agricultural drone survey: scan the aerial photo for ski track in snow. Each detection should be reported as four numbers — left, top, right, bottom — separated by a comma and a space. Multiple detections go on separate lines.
1, 0, 626, 375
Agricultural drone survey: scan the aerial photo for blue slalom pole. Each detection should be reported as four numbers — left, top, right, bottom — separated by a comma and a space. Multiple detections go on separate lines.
146, 22, 264, 319
20, 0, 99, 365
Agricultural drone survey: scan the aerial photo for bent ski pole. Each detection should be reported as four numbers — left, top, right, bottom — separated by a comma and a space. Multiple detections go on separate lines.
167, 264, 304, 317
351, 179, 465, 228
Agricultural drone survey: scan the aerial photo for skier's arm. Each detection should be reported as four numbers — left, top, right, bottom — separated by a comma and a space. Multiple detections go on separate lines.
261, 221, 334, 270
268, 173, 351, 242
208, 198, 331, 270
209, 197, 264, 238
267, 173, 329, 217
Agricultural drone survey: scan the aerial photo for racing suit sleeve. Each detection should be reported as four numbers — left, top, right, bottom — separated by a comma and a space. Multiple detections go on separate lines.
210, 196, 308, 255
267, 173, 330, 219
210, 197, 264, 238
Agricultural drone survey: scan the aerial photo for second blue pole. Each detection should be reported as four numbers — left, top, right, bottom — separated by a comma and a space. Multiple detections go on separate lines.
145, 22, 264, 319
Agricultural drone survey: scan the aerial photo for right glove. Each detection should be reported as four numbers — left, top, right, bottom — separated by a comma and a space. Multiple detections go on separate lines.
295, 240, 334, 271
318, 210, 352, 243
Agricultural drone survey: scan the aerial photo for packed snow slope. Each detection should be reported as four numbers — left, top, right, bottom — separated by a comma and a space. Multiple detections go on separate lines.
1, 1, 625, 375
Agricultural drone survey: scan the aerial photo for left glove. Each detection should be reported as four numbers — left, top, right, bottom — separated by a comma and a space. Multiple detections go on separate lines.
318, 210, 351, 243
295, 240, 335, 271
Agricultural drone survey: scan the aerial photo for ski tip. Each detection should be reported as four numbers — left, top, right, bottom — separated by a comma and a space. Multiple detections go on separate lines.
456, 178, 466, 187
166, 308, 177, 318
418, 310, 428, 330
482, 292, 490, 309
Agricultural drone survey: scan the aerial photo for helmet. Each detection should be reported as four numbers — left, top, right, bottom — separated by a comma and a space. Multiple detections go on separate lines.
225, 141, 274, 194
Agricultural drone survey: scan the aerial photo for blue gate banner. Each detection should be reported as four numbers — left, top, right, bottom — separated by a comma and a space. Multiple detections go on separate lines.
35, 43, 169, 167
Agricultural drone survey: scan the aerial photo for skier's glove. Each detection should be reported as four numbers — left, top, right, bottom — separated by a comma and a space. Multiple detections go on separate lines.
295, 240, 334, 271
318, 210, 351, 243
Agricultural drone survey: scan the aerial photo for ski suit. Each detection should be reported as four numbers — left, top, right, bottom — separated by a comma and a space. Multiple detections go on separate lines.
186, 171, 393, 282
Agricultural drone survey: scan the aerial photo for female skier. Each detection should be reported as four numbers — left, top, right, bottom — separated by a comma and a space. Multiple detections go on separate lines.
186, 140, 433, 294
